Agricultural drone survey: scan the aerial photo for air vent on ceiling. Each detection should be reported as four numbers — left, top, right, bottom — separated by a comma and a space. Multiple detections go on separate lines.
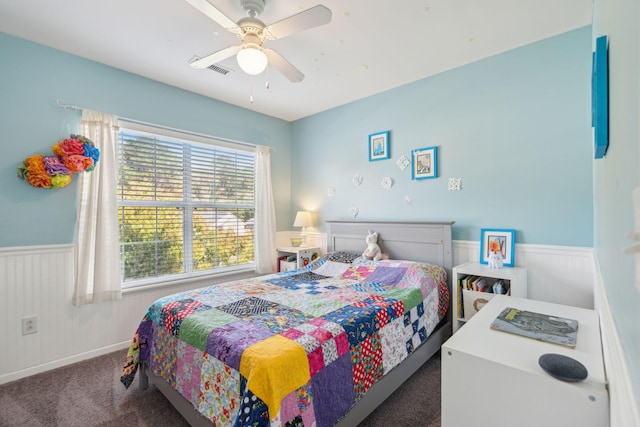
207, 64, 231, 75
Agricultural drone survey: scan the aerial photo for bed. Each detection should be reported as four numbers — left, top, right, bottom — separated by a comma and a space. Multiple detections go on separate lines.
121, 220, 453, 427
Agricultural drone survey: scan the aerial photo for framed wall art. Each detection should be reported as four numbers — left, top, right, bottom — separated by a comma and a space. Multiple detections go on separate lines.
479, 228, 515, 267
368, 131, 389, 161
411, 146, 437, 180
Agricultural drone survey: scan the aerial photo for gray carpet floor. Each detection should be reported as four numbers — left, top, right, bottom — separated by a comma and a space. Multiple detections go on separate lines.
0, 349, 441, 427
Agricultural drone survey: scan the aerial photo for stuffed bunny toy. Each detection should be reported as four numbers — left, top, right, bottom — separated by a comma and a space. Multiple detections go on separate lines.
362, 230, 382, 261
487, 251, 504, 269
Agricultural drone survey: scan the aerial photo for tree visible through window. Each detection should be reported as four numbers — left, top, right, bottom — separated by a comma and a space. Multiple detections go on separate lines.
117, 128, 255, 285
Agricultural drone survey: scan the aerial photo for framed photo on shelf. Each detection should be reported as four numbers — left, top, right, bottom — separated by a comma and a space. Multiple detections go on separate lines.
411, 146, 438, 180
479, 228, 515, 267
368, 131, 390, 161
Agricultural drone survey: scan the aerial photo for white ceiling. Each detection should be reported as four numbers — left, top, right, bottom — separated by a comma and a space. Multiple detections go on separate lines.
0, 0, 591, 122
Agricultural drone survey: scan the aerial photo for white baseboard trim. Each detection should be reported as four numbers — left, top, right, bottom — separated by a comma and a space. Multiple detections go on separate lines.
0, 341, 130, 385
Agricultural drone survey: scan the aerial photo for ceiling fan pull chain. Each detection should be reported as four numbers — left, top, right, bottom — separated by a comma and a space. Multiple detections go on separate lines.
265, 64, 270, 90
250, 75, 254, 103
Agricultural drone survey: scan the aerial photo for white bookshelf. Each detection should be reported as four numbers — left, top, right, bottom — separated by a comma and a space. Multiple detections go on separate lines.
452, 262, 527, 333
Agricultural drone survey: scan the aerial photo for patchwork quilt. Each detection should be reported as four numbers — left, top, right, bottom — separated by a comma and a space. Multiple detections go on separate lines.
121, 253, 449, 427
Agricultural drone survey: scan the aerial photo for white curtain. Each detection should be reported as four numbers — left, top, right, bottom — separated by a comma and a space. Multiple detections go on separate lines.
254, 145, 277, 274
73, 109, 121, 305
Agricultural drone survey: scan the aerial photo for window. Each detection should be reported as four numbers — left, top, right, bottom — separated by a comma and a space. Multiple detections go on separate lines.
117, 125, 255, 287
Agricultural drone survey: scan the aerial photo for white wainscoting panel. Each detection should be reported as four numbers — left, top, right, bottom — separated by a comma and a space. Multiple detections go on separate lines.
1, 244, 75, 382
0, 244, 256, 385
453, 240, 596, 308
594, 257, 640, 426
0, 239, 596, 385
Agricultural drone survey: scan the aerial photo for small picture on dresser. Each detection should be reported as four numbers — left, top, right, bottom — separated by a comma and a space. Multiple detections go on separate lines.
480, 228, 515, 267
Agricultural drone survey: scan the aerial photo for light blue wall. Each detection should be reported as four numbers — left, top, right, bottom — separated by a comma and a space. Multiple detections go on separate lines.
592, 0, 640, 402
0, 33, 292, 247
0, 28, 594, 248
291, 27, 593, 247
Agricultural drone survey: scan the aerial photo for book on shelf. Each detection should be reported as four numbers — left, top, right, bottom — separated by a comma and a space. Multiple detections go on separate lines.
462, 275, 476, 290
457, 277, 465, 318
473, 277, 488, 292
490, 307, 579, 348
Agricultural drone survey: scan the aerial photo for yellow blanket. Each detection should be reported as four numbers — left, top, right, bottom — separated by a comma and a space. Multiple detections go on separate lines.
239, 335, 310, 418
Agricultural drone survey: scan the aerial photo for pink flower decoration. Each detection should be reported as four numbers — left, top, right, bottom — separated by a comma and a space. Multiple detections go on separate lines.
52, 138, 85, 157
19, 134, 100, 189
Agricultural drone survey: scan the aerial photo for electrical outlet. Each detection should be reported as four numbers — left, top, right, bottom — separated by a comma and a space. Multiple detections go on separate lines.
22, 316, 37, 335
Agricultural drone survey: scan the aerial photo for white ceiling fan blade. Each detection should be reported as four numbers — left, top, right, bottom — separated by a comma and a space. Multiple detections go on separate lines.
184, 0, 239, 31
190, 46, 241, 69
264, 48, 304, 83
265, 5, 332, 40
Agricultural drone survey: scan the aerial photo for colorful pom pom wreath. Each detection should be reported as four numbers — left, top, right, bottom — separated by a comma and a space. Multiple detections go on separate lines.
18, 134, 100, 189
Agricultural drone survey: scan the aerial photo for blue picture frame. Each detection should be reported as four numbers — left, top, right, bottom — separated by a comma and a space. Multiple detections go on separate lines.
368, 131, 390, 161
411, 146, 438, 180
479, 228, 515, 267
592, 35, 609, 159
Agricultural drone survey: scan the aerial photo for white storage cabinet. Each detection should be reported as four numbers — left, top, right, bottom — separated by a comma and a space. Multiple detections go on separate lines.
442, 296, 608, 427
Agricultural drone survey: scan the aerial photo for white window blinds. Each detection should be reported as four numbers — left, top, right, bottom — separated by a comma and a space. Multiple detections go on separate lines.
117, 126, 255, 286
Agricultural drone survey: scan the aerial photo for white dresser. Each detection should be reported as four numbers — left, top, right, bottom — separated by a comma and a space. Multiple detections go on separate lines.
441, 296, 608, 427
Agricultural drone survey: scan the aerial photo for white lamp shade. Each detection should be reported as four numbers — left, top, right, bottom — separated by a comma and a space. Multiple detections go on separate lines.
293, 211, 313, 228
237, 47, 268, 75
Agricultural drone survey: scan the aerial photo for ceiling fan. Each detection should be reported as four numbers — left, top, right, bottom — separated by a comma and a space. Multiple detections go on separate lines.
186, 0, 332, 82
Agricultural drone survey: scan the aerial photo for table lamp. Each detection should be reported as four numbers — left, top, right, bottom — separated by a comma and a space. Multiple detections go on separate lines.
293, 211, 313, 246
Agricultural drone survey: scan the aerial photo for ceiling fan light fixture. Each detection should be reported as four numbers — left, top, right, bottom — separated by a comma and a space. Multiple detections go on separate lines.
237, 46, 268, 75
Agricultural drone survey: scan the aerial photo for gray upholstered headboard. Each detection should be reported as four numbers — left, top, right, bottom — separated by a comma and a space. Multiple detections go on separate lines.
326, 220, 454, 283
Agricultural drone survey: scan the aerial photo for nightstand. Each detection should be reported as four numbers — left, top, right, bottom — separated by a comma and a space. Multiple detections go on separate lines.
276, 246, 321, 271
441, 296, 608, 427
452, 262, 528, 333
